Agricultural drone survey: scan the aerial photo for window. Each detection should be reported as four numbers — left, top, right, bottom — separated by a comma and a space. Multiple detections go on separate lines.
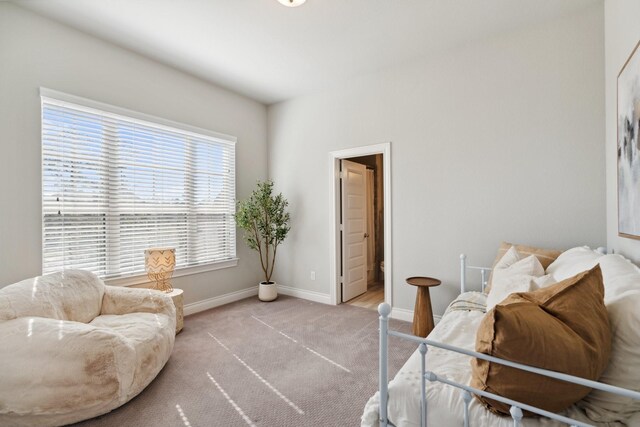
41, 89, 236, 280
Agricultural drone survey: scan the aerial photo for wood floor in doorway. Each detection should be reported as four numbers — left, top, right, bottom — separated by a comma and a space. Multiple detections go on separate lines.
346, 281, 384, 310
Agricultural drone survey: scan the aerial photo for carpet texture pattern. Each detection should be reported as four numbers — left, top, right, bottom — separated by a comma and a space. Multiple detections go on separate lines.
71, 295, 415, 427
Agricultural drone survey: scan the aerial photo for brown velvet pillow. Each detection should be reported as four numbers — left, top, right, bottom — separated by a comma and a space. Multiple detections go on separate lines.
485, 242, 562, 293
471, 265, 611, 416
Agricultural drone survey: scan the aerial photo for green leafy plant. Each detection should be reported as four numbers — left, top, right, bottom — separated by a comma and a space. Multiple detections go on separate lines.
235, 180, 290, 284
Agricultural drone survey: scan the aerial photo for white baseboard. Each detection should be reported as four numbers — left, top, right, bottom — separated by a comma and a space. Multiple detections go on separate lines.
182, 284, 442, 328
278, 285, 332, 305
390, 307, 442, 325
183, 284, 331, 316
184, 286, 258, 316
390, 307, 413, 322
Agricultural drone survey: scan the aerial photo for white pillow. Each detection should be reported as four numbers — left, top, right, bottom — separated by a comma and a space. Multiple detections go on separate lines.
579, 290, 640, 422
599, 254, 640, 302
566, 253, 640, 423
532, 274, 555, 289
546, 246, 604, 282
493, 245, 522, 271
486, 247, 549, 311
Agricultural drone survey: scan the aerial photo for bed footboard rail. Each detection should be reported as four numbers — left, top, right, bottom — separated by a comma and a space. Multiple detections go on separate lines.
377, 302, 640, 427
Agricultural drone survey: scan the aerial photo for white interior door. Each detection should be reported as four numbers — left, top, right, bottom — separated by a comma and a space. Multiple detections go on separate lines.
341, 159, 368, 302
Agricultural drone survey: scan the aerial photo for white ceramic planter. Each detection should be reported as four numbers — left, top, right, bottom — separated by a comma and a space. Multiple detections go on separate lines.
258, 282, 278, 301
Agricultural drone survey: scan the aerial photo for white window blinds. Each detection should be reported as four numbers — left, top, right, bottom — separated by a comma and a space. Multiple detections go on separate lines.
41, 91, 236, 279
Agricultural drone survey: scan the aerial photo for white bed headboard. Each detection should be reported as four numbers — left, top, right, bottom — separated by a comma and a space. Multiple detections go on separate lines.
459, 254, 492, 294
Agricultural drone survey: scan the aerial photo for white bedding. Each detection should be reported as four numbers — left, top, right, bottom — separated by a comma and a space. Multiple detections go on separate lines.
361, 292, 608, 427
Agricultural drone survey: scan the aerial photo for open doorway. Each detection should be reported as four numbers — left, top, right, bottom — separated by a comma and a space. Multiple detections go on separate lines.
329, 143, 391, 310
341, 155, 384, 309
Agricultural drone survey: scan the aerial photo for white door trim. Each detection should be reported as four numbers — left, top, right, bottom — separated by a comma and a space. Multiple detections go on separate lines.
329, 142, 392, 307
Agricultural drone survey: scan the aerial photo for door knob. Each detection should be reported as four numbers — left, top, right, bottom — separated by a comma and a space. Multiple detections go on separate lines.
364, 233, 369, 238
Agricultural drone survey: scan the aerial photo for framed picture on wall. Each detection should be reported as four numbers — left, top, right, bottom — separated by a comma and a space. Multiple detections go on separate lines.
618, 39, 640, 239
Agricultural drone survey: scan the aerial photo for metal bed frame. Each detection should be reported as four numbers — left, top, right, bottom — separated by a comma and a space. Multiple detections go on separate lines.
377, 253, 640, 427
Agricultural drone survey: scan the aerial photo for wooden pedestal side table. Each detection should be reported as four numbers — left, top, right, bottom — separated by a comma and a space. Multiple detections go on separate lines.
166, 288, 184, 334
406, 277, 441, 338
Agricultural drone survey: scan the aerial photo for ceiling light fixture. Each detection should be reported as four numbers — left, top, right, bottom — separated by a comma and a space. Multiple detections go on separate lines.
277, 0, 306, 7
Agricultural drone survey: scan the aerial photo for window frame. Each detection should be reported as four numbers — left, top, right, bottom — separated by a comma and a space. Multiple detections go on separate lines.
40, 87, 239, 286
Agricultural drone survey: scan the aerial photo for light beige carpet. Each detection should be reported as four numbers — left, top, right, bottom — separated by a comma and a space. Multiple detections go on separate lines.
72, 295, 415, 426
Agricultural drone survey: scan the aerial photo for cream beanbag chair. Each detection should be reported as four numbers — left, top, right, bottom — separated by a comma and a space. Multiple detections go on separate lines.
0, 270, 176, 427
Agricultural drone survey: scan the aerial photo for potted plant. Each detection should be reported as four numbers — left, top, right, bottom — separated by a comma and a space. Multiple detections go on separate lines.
235, 180, 291, 301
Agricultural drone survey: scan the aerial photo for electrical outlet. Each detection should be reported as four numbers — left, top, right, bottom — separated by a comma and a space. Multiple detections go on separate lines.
310, 271, 316, 280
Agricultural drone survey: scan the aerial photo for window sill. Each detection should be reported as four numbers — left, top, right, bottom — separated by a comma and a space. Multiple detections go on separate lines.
104, 258, 239, 288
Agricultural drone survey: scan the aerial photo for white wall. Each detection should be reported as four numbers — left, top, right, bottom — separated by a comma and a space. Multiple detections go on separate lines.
0, 3, 267, 305
605, 1, 640, 262
268, 4, 605, 315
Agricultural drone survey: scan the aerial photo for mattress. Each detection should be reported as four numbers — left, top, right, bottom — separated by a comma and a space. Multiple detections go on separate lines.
361, 292, 603, 427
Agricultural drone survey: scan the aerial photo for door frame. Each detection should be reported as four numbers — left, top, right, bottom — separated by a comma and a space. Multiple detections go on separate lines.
329, 142, 392, 306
